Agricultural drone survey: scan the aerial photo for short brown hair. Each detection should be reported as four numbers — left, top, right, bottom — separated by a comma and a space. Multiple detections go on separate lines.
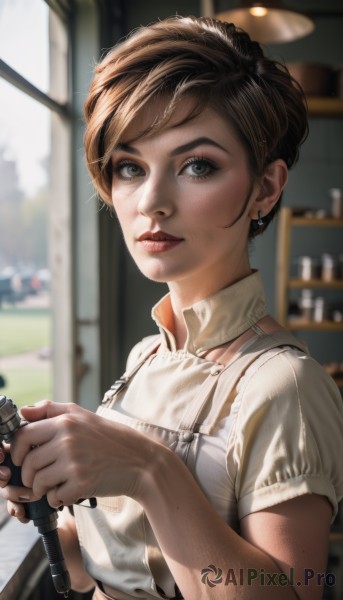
84, 15, 308, 236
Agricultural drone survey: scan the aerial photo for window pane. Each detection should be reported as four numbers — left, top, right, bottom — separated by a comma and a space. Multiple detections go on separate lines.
0, 78, 50, 193
0, 0, 49, 93
0, 1, 68, 104
0, 78, 52, 408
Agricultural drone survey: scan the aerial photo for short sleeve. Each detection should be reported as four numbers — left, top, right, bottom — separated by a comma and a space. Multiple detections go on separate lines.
228, 348, 343, 523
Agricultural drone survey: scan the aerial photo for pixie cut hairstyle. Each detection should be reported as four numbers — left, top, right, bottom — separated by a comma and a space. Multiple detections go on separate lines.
84, 15, 308, 237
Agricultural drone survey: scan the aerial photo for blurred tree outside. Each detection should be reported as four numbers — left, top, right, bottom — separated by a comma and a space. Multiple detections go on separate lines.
0, 148, 48, 270
0, 147, 52, 405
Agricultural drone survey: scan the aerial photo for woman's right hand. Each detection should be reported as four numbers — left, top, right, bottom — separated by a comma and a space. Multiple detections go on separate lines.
0, 445, 30, 523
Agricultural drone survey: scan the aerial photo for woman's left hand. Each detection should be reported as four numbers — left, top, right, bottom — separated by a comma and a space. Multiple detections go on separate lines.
2, 400, 156, 508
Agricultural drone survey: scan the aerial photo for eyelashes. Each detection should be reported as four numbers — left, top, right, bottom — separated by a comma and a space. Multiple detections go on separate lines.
112, 160, 144, 180
112, 156, 219, 182
181, 156, 219, 179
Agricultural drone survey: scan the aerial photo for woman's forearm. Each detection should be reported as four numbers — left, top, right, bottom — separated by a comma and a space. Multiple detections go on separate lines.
138, 448, 297, 600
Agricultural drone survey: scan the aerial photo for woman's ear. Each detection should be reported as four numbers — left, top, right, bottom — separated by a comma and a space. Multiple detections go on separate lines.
249, 159, 288, 220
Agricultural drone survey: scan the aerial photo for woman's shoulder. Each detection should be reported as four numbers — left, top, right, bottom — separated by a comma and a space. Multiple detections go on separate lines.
231, 345, 343, 519
235, 344, 343, 436
265, 346, 339, 397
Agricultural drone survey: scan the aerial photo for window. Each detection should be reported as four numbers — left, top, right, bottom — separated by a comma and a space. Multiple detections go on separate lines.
0, 0, 124, 595
0, 0, 69, 408
0, 0, 100, 599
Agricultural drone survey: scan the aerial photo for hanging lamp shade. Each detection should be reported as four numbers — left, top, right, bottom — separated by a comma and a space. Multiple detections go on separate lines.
214, 1, 315, 44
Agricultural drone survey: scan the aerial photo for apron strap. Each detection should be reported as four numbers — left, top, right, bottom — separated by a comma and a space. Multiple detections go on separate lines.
102, 335, 160, 405
103, 316, 307, 434
178, 326, 307, 435
198, 343, 295, 435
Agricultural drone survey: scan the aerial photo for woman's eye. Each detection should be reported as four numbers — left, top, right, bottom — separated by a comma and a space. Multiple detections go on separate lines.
113, 161, 144, 180
182, 158, 217, 179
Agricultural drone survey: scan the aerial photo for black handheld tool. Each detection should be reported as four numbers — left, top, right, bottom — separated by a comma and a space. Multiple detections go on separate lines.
0, 394, 71, 597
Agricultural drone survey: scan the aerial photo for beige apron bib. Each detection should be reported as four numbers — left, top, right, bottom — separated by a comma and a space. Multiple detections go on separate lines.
75, 323, 306, 600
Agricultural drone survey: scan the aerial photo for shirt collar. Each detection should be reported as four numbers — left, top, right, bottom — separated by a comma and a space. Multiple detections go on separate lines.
151, 271, 267, 355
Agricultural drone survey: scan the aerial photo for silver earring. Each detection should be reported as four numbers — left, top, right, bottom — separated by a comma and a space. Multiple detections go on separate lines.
257, 210, 263, 226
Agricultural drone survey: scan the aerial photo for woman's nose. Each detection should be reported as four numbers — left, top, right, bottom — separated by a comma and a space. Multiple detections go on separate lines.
137, 174, 174, 219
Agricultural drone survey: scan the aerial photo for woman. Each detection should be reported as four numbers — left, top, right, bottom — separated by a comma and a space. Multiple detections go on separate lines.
1, 15, 342, 600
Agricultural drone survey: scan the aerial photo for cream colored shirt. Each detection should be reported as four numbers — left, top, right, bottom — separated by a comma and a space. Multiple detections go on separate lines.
121, 270, 343, 520
74, 271, 343, 599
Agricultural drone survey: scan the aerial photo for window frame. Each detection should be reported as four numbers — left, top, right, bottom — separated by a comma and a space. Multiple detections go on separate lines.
0, 1, 105, 596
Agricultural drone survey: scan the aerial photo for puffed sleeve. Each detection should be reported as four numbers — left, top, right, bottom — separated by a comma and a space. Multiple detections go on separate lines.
227, 348, 343, 523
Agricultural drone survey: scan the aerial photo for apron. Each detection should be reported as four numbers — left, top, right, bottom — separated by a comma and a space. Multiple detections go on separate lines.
74, 321, 306, 600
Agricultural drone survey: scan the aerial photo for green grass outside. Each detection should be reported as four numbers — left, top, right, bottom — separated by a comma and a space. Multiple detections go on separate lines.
1, 368, 51, 408
0, 307, 51, 356
0, 306, 52, 406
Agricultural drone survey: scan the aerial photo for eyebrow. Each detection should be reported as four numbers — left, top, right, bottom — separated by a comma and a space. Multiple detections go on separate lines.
114, 136, 230, 157
115, 143, 140, 155
170, 137, 229, 156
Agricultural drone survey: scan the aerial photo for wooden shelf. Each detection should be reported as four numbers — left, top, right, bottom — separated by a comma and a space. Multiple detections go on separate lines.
307, 97, 343, 117
289, 279, 343, 289
287, 319, 343, 331
276, 208, 343, 327
291, 217, 343, 227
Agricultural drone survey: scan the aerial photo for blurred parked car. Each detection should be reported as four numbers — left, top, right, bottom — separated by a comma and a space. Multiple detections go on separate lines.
0, 267, 50, 305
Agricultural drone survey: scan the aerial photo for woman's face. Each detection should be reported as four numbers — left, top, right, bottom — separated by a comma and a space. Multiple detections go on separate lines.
110, 101, 261, 299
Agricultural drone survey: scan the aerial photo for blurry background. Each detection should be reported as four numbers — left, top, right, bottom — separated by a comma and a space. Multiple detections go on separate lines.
0, 2, 342, 599
1, 0, 342, 414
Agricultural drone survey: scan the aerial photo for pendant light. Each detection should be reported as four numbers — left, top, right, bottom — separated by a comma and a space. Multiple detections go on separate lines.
212, 1, 315, 44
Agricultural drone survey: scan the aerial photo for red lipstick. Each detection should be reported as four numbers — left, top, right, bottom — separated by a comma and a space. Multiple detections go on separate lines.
138, 231, 183, 252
